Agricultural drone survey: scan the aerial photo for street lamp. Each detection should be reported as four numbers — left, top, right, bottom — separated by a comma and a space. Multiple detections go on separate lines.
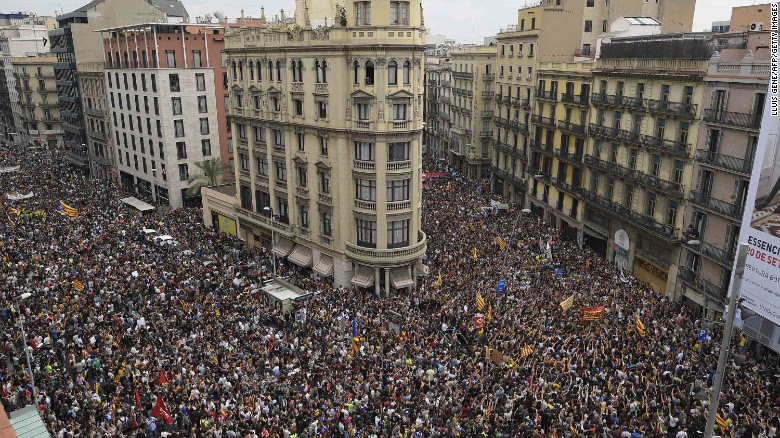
12, 292, 38, 413
263, 206, 277, 278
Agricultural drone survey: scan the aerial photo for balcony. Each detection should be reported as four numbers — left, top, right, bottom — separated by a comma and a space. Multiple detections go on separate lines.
584, 155, 683, 198
694, 149, 752, 176
482, 91, 494, 99
561, 93, 590, 106
493, 116, 509, 128
439, 112, 451, 121
387, 200, 412, 212
84, 107, 107, 118
689, 190, 744, 220
677, 266, 727, 303
646, 99, 696, 118
441, 80, 451, 88
536, 90, 558, 101
480, 130, 494, 138
345, 231, 428, 265
530, 139, 554, 155
387, 160, 412, 172
510, 120, 529, 134
684, 239, 736, 268
353, 160, 376, 172
63, 147, 89, 167
439, 95, 451, 104
703, 109, 762, 131
557, 120, 586, 136
233, 206, 294, 236
640, 134, 690, 157
555, 148, 583, 165
483, 73, 495, 81
492, 167, 527, 190
481, 110, 494, 118
591, 93, 644, 110
392, 121, 411, 131
550, 176, 578, 196
452, 72, 474, 79
495, 142, 527, 160
495, 93, 502, 101
88, 130, 108, 141
354, 120, 372, 130
531, 114, 555, 128
580, 189, 680, 242
354, 199, 377, 212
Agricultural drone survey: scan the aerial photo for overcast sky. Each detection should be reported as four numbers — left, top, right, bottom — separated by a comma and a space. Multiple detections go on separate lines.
23, 0, 764, 43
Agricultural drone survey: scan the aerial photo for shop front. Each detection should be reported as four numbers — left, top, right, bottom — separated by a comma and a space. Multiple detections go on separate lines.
632, 256, 669, 294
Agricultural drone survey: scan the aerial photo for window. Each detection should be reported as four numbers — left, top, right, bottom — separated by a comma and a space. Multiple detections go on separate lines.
667, 200, 679, 226
174, 120, 184, 137
609, 143, 618, 163
256, 157, 268, 175
159, 142, 164, 159
403, 61, 411, 85
581, 44, 591, 55
275, 161, 287, 182
315, 59, 328, 83
357, 103, 370, 120
673, 160, 684, 184
584, 20, 592, 32
200, 118, 210, 135
531, 17, 536, 29
388, 61, 398, 85
275, 61, 282, 81
240, 153, 250, 172
365, 61, 375, 85
320, 136, 328, 155
178, 163, 189, 181
390, 1, 409, 25
240, 185, 252, 209
255, 190, 270, 212
238, 124, 247, 140
587, 0, 594, 6
628, 149, 637, 169
392, 103, 407, 120
319, 171, 330, 193
154, 97, 159, 115
646, 192, 657, 216
606, 177, 615, 199
355, 178, 376, 201
198, 96, 208, 113
299, 207, 309, 229
354, 141, 375, 161
387, 219, 409, 248
277, 196, 289, 221
254, 126, 266, 143
164, 50, 176, 68
321, 211, 332, 236
169, 74, 180, 92
661, 84, 670, 101
273, 129, 285, 147
171, 97, 182, 115
354, 60, 360, 84
176, 142, 187, 159
151, 74, 157, 92
651, 154, 661, 177
236, 92, 244, 108
253, 95, 261, 110
192, 50, 202, 68
356, 218, 377, 247
297, 166, 307, 187
317, 101, 328, 119
202, 139, 212, 156
679, 122, 690, 144
624, 185, 634, 208
293, 98, 303, 116
270, 96, 279, 111
387, 179, 410, 201
655, 118, 666, 139
355, 1, 372, 25
292, 60, 303, 83
297, 132, 305, 151
388, 142, 410, 161
268, 62, 274, 82
602, 20, 608, 32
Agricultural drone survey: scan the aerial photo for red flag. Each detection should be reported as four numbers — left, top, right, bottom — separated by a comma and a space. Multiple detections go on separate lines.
134, 386, 141, 409
157, 369, 168, 385
152, 394, 173, 425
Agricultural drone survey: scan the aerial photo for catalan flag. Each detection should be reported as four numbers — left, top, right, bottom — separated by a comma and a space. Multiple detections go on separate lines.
486, 305, 493, 324
73, 279, 85, 291
434, 272, 442, 289
715, 413, 731, 431
495, 237, 507, 251
476, 292, 486, 311
559, 294, 575, 312
351, 337, 360, 354
521, 345, 534, 357
635, 314, 646, 337
472, 245, 478, 261
582, 305, 606, 321
57, 200, 79, 218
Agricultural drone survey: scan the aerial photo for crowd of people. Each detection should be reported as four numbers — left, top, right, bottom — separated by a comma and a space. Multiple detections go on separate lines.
1, 144, 779, 437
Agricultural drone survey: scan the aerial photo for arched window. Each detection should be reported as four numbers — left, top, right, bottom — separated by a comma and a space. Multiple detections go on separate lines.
276, 61, 282, 81
268, 61, 274, 81
403, 61, 411, 85
297, 60, 303, 82
238, 61, 243, 81
321, 60, 327, 83
365, 60, 374, 86
315, 60, 321, 83
291, 60, 298, 82
249, 61, 254, 80
257, 60, 262, 81
353, 60, 360, 84
231, 61, 237, 80
388, 61, 398, 85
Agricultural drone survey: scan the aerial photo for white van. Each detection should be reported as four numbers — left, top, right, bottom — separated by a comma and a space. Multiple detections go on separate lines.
153, 235, 176, 246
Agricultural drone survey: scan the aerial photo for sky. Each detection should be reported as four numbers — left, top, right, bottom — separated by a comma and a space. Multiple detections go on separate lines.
21, 0, 766, 43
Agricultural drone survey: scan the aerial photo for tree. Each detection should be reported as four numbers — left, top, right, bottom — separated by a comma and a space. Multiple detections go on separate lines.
187, 158, 232, 196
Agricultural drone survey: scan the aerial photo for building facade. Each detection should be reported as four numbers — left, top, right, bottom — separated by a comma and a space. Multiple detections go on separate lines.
424, 57, 452, 159
527, 61, 592, 242
12, 55, 64, 147
449, 46, 495, 180
677, 31, 770, 316
101, 23, 225, 208
202, 0, 427, 293
50, 0, 187, 173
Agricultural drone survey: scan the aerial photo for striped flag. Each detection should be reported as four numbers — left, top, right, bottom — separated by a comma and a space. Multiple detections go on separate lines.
635, 314, 646, 337
472, 245, 478, 261
582, 305, 606, 321
351, 337, 360, 354
434, 272, 442, 289
73, 279, 85, 291
57, 200, 79, 218
495, 237, 507, 251
476, 292, 486, 311
486, 305, 493, 324
559, 294, 574, 312
521, 345, 534, 357
715, 413, 730, 431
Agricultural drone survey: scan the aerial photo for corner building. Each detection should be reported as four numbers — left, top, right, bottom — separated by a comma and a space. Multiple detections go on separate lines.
207, 0, 427, 293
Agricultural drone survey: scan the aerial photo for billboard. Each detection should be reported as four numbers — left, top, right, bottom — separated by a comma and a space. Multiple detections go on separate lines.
734, 72, 780, 351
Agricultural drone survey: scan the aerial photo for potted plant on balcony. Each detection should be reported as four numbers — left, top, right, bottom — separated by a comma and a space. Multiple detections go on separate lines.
187, 158, 233, 196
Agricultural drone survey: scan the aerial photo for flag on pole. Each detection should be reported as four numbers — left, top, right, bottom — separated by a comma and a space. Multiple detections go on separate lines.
134, 386, 141, 409
157, 369, 168, 385
73, 279, 85, 291
472, 245, 478, 261
56, 200, 79, 218
715, 413, 731, 432
151, 394, 173, 425
635, 314, 646, 337
434, 272, 442, 289
351, 336, 360, 354
495, 237, 507, 251
476, 292, 486, 311
521, 345, 534, 357
559, 294, 574, 312
486, 305, 493, 324
582, 305, 606, 321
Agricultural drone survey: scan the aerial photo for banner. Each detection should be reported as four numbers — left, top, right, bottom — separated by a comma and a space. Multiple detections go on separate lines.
5, 191, 33, 200
218, 214, 237, 236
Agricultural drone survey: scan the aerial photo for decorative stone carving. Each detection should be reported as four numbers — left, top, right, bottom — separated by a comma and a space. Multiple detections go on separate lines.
346, 98, 351, 119
412, 57, 421, 65
375, 58, 387, 66
378, 100, 384, 121
314, 83, 328, 95
291, 83, 303, 92
312, 25, 330, 40
287, 25, 303, 41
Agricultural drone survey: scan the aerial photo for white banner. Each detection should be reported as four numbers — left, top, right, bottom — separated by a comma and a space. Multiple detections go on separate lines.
6, 192, 34, 201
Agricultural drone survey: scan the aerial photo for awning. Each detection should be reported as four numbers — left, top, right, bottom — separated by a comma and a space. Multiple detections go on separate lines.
415, 259, 430, 276
288, 244, 313, 267
120, 196, 156, 212
390, 266, 415, 289
351, 265, 375, 288
272, 237, 294, 257
313, 255, 334, 277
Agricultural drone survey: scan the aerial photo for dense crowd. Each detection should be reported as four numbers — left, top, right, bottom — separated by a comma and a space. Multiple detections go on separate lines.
1, 144, 779, 437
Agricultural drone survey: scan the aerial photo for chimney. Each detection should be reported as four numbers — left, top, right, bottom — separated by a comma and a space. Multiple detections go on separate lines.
260, 6, 266, 24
